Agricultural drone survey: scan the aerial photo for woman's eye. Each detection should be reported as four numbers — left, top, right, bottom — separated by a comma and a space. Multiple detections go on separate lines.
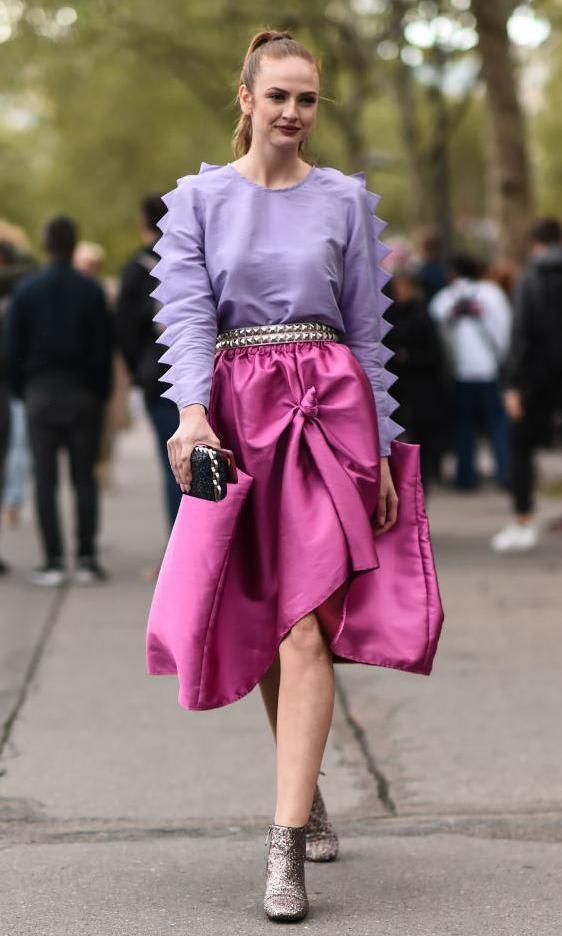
268, 94, 317, 105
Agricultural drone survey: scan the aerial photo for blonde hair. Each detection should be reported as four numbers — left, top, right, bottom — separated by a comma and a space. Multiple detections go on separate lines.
74, 240, 106, 266
232, 29, 321, 160
73, 240, 106, 276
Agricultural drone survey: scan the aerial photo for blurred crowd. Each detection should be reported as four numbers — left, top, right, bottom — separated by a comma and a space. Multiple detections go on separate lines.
0, 202, 561, 584
0, 195, 179, 584
385, 220, 562, 552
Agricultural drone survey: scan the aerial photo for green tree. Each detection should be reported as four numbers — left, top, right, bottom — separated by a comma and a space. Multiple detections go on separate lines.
0, 0, 558, 268
471, 0, 533, 263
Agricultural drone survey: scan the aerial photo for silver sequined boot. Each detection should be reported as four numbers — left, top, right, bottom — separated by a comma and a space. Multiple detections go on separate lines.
305, 785, 339, 862
264, 823, 309, 922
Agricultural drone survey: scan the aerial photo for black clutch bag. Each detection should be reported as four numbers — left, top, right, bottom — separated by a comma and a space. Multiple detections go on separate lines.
188, 445, 238, 502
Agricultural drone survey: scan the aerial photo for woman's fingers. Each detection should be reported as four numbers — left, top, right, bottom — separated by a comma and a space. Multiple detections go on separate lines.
384, 492, 399, 533
167, 438, 180, 487
167, 438, 193, 493
167, 408, 221, 496
387, 490, 399, 529
168, 429, 223, 496
376, 493, 387, 530
177, 442, 193, 491
371, 459, 399, 537
374, 491, 399, 537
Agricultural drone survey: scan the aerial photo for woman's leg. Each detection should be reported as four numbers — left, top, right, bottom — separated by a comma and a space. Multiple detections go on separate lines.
275, 611, 335, 827
260, 639, 339, 862
258, 652, 280, 738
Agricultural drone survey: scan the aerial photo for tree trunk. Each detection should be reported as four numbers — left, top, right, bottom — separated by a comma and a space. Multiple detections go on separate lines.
426, 76, 453, 257
471, 0, 534, 264
392, 58, 429, 229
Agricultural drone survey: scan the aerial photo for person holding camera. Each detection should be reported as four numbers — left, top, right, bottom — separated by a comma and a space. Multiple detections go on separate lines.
430, 254, 512, 491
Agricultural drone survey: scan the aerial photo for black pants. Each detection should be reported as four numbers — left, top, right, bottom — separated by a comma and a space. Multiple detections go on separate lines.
510, 383, 562, 515
26, 383, 102, 564
145, 396, 182, 530
453, 380, 509, 489
510, 420, 536, 514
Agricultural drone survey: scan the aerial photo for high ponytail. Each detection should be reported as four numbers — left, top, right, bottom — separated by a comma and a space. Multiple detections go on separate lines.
232, 29, 321, 159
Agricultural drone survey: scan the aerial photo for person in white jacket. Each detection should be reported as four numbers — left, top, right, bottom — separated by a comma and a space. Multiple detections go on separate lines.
430, 254, 512, 490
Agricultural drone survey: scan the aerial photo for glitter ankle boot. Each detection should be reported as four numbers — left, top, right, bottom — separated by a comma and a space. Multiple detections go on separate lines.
264, 823, 309, 922
305, 784, 339, 862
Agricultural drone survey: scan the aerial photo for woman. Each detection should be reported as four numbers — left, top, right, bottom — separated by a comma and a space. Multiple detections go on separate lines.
147, 30, 443, 923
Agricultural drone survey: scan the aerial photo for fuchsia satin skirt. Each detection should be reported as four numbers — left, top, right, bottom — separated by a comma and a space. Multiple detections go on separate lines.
146, 341, 444, 710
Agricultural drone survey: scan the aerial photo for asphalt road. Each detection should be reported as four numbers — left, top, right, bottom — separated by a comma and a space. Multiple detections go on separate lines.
1, 416, 561, 935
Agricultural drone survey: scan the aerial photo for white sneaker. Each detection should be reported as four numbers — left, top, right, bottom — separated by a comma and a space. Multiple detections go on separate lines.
31, 565, 67, 587
491, 523, 539, 553
73, 559, 108, 586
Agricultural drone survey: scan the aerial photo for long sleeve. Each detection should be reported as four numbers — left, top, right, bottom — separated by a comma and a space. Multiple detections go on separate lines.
340, 176, 402, 456
151, 177, 219, 410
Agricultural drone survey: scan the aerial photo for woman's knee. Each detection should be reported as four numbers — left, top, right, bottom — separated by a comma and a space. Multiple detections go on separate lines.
281, 613, 327, 660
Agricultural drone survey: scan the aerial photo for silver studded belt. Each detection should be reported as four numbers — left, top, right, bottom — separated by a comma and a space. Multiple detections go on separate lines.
215, 320, 341, 352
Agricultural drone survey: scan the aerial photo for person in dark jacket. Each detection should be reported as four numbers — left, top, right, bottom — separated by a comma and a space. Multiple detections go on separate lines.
492, 218, 562, 552
7, 216, 113, 585
386, 268, 447, 490
116, 194, 181, 529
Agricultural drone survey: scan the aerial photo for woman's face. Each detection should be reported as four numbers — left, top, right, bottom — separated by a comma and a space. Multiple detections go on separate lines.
240, 55, 320, 152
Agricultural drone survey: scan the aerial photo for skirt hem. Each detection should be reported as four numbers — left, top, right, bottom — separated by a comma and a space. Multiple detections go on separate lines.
148, 554, 433, 712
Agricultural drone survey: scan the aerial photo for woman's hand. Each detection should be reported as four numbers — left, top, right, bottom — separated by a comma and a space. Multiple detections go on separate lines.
167, 403, 221, 494
373, 456, 399, 537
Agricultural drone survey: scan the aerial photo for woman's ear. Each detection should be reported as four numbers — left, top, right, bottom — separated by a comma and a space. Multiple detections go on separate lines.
239, 83, 253, 116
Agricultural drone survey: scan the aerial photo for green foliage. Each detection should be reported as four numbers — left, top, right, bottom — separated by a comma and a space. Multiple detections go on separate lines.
448, 95, 487, 222
0, 0, 559, 267
533, 34, 562, 219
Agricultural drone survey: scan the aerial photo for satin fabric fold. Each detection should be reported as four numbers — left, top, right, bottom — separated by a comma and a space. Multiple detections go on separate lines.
146, 342, 444, 710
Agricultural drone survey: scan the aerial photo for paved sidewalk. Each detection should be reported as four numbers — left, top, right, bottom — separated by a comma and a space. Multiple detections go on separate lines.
1, 417, 561, 935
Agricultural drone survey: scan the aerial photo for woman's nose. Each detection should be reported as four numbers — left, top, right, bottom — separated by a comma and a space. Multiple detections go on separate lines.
282, 100, 298, 121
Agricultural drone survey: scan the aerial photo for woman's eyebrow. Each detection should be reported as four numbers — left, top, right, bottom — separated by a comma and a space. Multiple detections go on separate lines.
266, 86, 318, 95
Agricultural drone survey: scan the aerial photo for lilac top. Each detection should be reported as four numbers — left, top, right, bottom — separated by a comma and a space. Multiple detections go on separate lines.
152, 162, 402, 455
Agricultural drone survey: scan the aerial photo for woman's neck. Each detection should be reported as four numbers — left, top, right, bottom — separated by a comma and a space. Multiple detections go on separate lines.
232, 146, 309, 189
